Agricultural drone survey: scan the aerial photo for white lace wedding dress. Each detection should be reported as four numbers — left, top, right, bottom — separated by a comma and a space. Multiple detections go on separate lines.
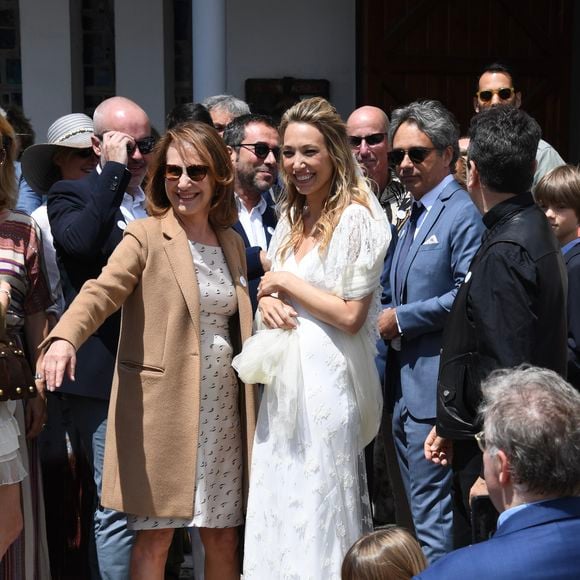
240, 200, 389, 580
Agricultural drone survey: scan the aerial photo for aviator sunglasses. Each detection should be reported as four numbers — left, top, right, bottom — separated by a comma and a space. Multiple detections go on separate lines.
95, 134, 156, 155
390, 147, 436, 166
476, 87, 515, 102
238, 142, 280, 161
164, 164, 209, 182
348, 132, 387, 148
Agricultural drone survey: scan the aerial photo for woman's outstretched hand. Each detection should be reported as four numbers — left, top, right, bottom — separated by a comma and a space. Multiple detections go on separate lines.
41, 339, 77, 391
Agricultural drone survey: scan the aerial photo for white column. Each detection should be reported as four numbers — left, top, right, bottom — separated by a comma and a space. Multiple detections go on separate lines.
114, 0, 168, 132
19, 0, 73, 139
192, 0, 226, 102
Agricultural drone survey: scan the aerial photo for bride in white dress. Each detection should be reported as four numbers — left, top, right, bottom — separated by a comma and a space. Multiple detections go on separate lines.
239, 97, 390, 579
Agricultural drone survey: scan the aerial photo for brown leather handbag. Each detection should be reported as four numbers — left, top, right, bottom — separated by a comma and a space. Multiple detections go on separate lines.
0, 297, 37, 402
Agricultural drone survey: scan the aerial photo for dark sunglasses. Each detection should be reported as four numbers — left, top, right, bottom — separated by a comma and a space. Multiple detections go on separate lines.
95, 134, 156, 155
390, 147, 436, 165
73, 148, 95, 158
238, 142, 280, 161
348, 132, 387, 148
476, 87, 515, 102
164, 164, 209, 182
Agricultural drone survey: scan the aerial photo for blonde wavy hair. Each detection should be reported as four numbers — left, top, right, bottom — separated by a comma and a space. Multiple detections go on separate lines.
0, 116, 17, 211
277, 97, 372, 261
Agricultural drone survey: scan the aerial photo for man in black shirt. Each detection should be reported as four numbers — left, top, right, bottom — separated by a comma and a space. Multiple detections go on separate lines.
424, 106, 568, 548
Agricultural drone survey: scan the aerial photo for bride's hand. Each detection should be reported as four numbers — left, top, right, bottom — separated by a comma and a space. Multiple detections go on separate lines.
258, 295, 297, 330
257, 271, 292, 299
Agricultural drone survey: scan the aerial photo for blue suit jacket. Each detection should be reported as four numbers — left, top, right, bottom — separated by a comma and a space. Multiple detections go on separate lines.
232, 192, 277, 312
415, 497, 580, 579
388, 179, 483, 418
47, 162, 131, 400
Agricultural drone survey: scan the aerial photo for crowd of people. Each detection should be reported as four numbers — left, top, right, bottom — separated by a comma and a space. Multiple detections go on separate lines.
0, 60, 579, 580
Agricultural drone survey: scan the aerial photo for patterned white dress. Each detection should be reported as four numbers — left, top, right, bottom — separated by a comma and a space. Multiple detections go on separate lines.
128, 242, 243, 530
243, 202, 389, 579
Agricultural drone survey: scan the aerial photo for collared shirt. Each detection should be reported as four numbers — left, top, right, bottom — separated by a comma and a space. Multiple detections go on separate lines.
562, 238, 580, 255
235, 193, 268, 250
497, 498, 553, 527
412, 173, 455, 238
97, 163, 147, 222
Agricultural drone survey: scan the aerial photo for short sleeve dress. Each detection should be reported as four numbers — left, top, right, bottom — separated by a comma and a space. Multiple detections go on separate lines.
0, 209, 53, 485
128, 241, 243, 530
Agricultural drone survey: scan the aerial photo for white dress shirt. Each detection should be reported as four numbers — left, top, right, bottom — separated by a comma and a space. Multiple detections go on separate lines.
235, 193, 268, 250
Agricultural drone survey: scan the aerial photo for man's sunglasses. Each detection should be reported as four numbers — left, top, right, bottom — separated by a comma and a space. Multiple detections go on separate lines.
390, 147, 436, 165
164, 164, 209, 182
238, 142, 280, 161
95, 134, 156, 155
348, 132, 387, 148
476, 87, 515, 102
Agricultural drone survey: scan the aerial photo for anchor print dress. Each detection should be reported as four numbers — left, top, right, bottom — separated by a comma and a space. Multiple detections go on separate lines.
128, 241, 243, 530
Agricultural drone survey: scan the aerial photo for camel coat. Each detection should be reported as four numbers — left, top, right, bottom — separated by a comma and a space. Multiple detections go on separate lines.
42, 210, 257, 519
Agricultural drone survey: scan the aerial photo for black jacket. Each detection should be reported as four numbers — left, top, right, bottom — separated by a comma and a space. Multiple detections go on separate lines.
565, 242, 580, 388
436, 192, 568, 439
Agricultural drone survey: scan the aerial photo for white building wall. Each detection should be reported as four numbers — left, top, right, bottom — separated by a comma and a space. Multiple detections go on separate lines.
19, 0, 73, 140
224, 0, 356, 119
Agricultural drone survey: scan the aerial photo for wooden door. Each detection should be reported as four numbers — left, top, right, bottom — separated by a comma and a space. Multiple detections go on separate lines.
357, 0, 573, 158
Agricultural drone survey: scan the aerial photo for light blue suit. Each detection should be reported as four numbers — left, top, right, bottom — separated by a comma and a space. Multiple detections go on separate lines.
415, 497, 580, 579
386, 176, 483, 562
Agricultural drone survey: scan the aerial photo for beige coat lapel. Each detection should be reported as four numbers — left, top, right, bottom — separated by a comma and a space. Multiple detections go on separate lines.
162, 211, 201, 339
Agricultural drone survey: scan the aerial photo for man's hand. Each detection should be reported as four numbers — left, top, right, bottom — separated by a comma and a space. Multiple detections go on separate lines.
98, 131, 133, 166
378, 307, 400, 340
424, 426, 453, 466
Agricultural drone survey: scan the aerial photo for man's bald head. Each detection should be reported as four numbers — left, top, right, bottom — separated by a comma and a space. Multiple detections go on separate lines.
347, 106, 390, 192
92, 96, 151, 189
93, 96, 150, 136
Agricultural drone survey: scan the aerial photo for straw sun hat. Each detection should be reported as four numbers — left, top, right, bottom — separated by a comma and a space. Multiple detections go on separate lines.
21, 113, 94, 195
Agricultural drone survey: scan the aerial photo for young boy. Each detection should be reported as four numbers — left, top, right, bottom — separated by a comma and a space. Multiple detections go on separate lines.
536, 164, 580, 389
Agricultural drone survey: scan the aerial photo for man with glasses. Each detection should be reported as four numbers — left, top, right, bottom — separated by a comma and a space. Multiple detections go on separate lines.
474, 62, 565, 189
223, 114, 279, 311
417, 366, 580, 579
203, 94, 251, 136
379, 100, 483, 563
46, 96, 153, 579
426, 106, 567, 551
347, 106, 410, 230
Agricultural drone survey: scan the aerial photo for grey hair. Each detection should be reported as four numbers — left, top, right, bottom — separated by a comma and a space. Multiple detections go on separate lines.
202, 94, 250, 117
388, 100, 460, 171
479, 366, 580, 497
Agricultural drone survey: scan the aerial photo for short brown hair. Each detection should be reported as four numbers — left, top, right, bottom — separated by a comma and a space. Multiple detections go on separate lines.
535, 164, 580, 222
341, 527, 427, 580
146, 122, 236, 229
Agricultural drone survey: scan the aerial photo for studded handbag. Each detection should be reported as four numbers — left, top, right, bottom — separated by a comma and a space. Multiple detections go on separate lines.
0, 295, 37, 402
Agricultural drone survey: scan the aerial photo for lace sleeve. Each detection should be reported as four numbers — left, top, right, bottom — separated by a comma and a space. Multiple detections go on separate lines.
325, 202, 390, 300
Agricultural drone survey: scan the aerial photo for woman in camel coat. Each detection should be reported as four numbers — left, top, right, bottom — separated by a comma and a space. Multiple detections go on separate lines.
40, 122, 256, 580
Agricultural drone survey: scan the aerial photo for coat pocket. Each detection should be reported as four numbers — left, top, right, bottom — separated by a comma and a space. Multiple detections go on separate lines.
119, 360, 165, 375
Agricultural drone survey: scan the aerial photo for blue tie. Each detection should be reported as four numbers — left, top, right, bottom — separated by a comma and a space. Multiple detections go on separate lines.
395, 202, 425, 302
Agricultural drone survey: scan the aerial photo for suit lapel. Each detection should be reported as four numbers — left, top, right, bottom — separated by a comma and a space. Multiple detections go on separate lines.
161, 211, 201, 338
262, 203, 277, 246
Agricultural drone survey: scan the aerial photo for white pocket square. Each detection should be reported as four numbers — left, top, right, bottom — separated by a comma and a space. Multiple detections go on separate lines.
423, 235, 439, 245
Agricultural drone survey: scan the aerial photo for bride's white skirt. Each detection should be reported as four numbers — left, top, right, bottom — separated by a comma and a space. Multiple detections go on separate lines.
243, 316, 373, 580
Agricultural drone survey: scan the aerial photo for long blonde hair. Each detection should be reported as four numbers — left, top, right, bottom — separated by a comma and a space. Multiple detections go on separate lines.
278, 97, 372, 261
0, 116, 17, 211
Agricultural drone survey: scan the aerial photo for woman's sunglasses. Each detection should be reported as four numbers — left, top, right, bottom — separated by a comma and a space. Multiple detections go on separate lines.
164, 164, 209, 182
390, 147, 436, 166
73, 148, 96, 158
476, 87, 515, 102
